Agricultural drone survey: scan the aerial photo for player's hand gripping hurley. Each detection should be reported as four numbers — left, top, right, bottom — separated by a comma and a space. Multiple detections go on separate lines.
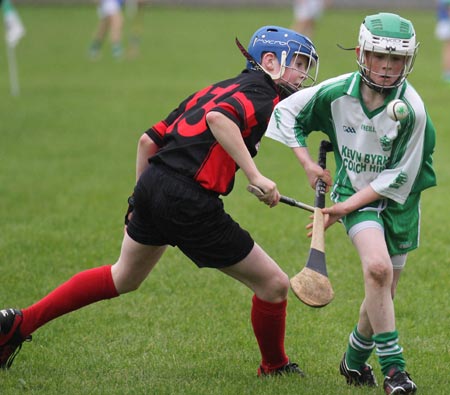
290, 140, 334, 308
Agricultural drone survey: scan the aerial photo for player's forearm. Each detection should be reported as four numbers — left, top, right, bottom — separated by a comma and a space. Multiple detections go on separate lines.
206, 112, 279, 205
326, 185, 383, 217
344, 186, 382, 212
292, 146, 313, 167
292, 146, 328, 189
206, 111, 260, 181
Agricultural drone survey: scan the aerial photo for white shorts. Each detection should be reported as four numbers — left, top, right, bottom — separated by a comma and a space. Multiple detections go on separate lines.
98, 0, 122, 18
435, 20, 450, 41
293, 0, 324, 21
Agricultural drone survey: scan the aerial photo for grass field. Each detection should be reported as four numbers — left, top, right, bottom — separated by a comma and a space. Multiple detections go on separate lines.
1, 5, 449, 395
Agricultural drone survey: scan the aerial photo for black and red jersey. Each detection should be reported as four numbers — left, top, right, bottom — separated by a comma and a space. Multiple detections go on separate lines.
145, 70, 280, 195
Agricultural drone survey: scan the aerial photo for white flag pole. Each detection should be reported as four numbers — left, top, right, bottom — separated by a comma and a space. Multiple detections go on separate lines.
3, 0, 25, 97
6, 44, 20, 97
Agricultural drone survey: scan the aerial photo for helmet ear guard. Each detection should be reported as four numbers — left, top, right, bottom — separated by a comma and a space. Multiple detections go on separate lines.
270, 50, 288, 80
238, 25, 319, 95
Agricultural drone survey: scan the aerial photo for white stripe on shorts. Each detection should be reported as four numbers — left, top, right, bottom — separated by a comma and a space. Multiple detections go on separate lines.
348, 221, 408, 269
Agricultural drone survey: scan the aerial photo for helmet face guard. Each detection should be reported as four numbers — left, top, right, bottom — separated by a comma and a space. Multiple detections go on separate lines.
246, 26, 319, 93
357, 13, 419, 91
279, 42, 319, 89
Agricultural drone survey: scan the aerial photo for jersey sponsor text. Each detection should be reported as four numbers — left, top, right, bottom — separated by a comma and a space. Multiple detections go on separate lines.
342, 145, 388, 174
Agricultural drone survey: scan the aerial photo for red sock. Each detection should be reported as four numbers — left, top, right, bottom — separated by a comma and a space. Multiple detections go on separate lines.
251, 294, 289, 372
20, 265, 118, 337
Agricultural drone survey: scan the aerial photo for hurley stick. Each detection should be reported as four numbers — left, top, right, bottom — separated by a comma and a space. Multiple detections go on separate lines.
290, 140, 334, 307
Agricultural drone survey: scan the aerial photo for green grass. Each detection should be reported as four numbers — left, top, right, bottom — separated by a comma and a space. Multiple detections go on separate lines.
0, 5, 449, 395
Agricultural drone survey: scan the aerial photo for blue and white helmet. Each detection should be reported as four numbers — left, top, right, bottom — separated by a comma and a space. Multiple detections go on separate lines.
246, 26, 319, 91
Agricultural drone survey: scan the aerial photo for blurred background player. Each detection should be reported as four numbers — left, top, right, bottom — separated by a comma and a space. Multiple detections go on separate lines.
125, 0, 144, 59
292, 0, 332, 39
435, 0, 450, 82
89, 0, 124, 59
0, 26, 323, 378
266, 12, 436, 395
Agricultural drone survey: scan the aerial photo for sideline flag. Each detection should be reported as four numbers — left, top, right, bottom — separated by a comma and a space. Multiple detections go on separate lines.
2, 0, 25, 47
2, 0, 25, 96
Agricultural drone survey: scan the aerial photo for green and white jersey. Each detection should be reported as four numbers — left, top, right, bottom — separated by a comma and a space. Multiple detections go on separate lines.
266, 72, 436, 204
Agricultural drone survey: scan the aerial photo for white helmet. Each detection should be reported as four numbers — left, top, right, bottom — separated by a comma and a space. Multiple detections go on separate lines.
357, 13, 419, 91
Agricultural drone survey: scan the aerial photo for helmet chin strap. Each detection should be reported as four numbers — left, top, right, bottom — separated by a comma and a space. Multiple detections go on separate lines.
275, 81, 298, 99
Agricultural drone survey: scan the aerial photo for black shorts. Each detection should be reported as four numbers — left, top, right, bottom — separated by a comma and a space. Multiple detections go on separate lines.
126, 163, 254, 268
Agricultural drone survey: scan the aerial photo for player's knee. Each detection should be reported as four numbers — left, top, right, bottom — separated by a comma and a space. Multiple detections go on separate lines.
115, 278, 142, 294
265, 271, 290, 301
365, 258, 392, 287
111, 265, 145, 294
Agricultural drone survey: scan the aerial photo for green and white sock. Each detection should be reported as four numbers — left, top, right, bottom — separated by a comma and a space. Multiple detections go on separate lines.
443, 71, 450, 83
112, 43, 123, 58
373, 330, 405, 376
345, 325, 375, 370
89, 40, 102, 58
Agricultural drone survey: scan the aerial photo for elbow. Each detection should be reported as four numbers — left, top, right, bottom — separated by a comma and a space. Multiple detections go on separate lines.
138, 133, 157, 156
138, 133, 151, 149
205, 111, 222, 129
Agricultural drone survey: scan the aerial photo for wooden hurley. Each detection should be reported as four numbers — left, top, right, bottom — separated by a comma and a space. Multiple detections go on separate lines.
290, 141, 334, 308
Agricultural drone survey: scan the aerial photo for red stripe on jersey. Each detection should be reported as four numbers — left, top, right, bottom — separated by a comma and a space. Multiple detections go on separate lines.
151, 120, 169, 139
195, 142, 236, 192
232, 91, 258, 137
